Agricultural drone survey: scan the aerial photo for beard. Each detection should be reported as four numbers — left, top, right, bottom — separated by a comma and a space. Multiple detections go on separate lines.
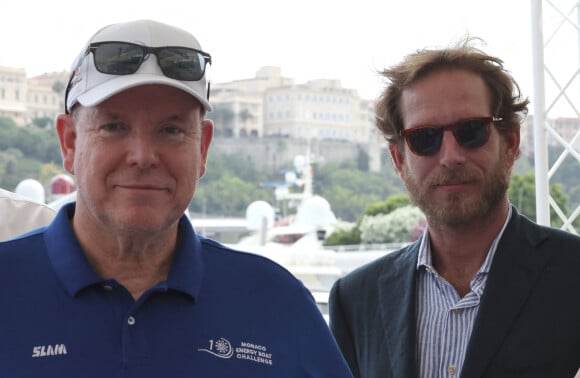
401, 158, 511, 228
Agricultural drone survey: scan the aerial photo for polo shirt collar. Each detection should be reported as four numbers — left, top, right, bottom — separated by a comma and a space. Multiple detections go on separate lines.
45, 203, 204, 301
166, 216, 204, 300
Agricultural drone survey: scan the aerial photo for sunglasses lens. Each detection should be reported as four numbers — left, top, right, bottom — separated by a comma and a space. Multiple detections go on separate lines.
404, 118, 492, 156
408, 127, 443, 156
93, 43, 144, 74
455, 119, 489, 148
158, 48, 207, 81
91, 43, 209, 82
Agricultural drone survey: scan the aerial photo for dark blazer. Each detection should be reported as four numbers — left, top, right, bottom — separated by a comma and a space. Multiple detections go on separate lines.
329, 208, 580, 378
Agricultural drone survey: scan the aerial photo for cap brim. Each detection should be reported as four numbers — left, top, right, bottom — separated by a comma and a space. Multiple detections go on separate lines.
76, 73, 212, 113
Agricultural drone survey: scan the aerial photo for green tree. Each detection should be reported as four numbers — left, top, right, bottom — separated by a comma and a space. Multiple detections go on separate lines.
203, 153, 267, 183
508, 172, 573, 229
191, 174, 271, 216
548, 145, 580, 208
0, 118, 20, 151
322, 185, 382, 222
0, 148, 23, 188
207, 105, 235, 136
0, 155, 44, 191
314, 161, 403, 221
323, 222, 361, 246
0, 119, 61, 163
31, 117, 55, 129
324, 193, 411, 246
52, 80, 66, 93
238, 108, 253, 123
363, 193, 411, 217
356, 145, 369, 171
0, 151, 7, 183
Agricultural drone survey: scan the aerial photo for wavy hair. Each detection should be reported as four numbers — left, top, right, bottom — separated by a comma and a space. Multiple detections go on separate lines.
375, 37, 529, 147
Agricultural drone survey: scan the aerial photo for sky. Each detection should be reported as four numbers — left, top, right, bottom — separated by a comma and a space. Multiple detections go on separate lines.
1, 0, 578, 116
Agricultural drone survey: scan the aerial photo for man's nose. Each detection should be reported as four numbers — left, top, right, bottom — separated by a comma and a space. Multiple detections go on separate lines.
438, 130, 466, 168
126, 134, 160, 168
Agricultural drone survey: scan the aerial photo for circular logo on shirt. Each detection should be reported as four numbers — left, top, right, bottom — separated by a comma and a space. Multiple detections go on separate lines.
198, 337, 233, 359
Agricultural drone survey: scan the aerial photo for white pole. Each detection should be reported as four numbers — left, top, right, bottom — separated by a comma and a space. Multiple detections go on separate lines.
530, 0, 551, 225
259, 216, 267, 246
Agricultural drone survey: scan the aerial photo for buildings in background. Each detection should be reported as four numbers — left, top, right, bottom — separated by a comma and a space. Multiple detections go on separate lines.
209, 66, 383, 171
1, 64, 577, 170
0, 66, 67, 126
210, 66, 376, 144
0, 65, 384, 171
548, 117, 580, 150
521, 115, 580, 158
0, 66, 27, 125
0, 65, 378, 143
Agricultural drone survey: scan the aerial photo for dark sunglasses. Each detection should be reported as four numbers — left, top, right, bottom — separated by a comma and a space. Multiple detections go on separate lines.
88, 41, 211, 80
400, 117, 503, 156
64, 41, 212, 114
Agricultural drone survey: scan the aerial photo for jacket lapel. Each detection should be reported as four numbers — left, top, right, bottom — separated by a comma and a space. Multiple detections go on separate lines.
461, 210, 551, 377
378, 243, 420, 378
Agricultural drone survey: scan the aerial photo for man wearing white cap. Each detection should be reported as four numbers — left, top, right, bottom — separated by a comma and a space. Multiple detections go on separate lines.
0, 20, 353, 377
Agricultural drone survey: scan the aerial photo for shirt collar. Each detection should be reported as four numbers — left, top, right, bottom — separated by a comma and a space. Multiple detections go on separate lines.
416, 205, 513, 274
45, 203, 204, 300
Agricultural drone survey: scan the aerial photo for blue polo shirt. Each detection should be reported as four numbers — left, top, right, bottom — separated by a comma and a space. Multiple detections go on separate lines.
0, 204, 353, 378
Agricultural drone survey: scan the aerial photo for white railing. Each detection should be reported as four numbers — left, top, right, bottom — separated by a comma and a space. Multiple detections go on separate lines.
530, 0, 579, 233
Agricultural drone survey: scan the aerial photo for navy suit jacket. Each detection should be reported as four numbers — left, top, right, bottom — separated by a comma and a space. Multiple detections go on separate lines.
329, 208, 580, 378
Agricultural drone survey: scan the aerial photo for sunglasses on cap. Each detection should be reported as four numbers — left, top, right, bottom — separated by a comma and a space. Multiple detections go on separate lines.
64, 41, 212, 114
400, 117, 503, 156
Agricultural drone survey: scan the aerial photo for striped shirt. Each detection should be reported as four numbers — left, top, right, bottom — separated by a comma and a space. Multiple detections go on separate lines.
415, 207, 511, 377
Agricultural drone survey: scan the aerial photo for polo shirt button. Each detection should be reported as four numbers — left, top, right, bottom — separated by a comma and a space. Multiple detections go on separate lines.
452, 308, 461, 315
128, 316, 136, 325
448, 365, 457, 375
103, 284, 113, 291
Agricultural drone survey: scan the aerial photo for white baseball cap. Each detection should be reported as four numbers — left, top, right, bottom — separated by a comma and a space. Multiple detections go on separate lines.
65, 19, 212, 113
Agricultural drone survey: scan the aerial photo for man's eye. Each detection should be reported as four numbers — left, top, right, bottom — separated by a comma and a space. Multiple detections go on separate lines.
163, 126, 184, 135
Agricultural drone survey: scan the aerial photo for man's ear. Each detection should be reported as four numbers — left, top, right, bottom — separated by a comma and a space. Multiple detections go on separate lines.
198, 118, 214, 178
56, 114, 77, 174
389, 142, 405, 176
502, 126, 521, 164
